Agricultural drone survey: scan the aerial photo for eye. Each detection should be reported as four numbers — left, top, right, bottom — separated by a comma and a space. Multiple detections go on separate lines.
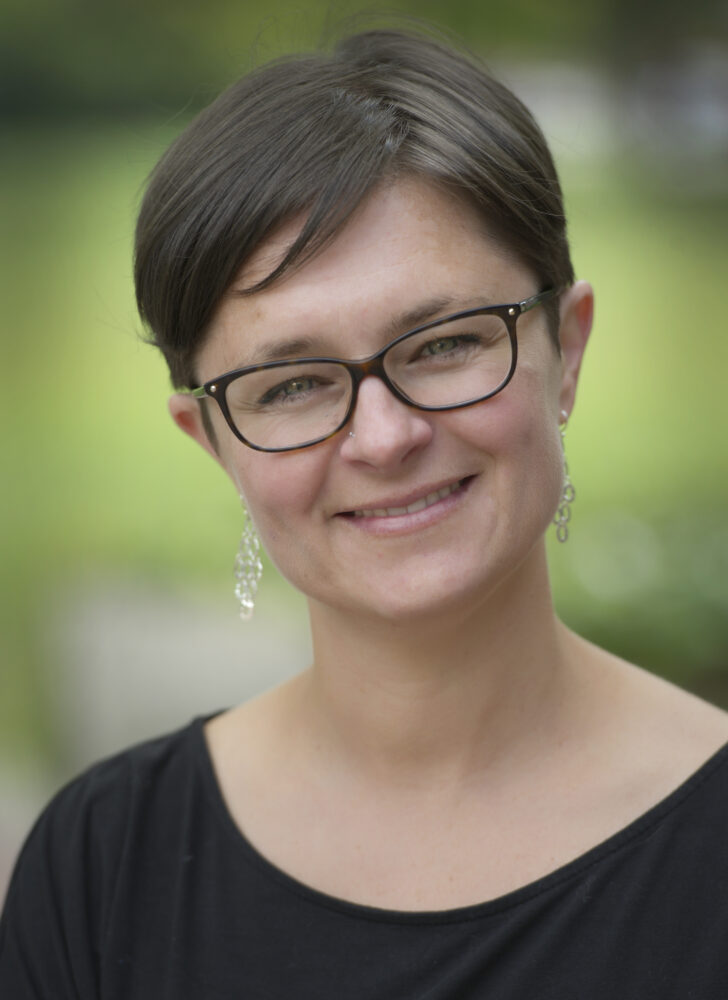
253, 370, 346, 410
282, 377, 315, 396
422, 336, 461, 356
415, 333, 481, 361
259, 375, 320, 405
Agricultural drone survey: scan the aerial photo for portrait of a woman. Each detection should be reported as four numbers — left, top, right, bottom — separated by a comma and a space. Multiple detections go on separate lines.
2, 27, 728, 998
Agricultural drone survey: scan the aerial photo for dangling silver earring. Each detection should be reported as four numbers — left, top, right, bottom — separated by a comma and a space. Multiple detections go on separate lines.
554, 409, 575, 543
234, 501, 263, 620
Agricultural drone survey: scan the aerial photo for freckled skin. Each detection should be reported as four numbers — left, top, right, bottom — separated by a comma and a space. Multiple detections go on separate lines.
171, 178, 590, 624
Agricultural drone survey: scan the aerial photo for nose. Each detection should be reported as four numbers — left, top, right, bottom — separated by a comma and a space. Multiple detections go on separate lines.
341, 375, 433, 468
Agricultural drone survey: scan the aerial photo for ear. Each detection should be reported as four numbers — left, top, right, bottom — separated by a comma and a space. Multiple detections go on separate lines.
168, 393, 222, 465
557, 280, 594, 418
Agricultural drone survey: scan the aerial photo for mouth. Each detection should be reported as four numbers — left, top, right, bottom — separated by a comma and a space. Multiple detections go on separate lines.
342, 477, 471, 520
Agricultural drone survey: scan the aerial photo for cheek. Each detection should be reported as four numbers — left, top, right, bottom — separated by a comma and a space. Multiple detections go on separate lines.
445, 370, 564, 512
233, 448, 328, 548
504, 382, 565, 529
447, 371, 556, 458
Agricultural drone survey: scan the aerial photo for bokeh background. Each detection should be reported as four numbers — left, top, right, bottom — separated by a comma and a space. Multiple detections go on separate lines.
2, 0, 727, 899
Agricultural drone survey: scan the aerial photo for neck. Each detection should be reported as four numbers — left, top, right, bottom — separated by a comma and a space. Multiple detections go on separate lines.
295, 543, 582, 789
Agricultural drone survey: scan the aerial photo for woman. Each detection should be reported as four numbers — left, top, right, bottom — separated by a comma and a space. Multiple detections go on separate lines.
2, 28, 728, 998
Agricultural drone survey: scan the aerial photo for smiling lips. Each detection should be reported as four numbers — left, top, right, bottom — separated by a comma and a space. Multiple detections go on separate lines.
350, 479, 465, 519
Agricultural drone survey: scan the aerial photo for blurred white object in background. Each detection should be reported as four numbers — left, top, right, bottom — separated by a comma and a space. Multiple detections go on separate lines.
1, 575, 311, 903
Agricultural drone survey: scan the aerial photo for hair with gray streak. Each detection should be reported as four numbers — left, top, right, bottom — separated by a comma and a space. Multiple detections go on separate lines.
134, 28, 575, 388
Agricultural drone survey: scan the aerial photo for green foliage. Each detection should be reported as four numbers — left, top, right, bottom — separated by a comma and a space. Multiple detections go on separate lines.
2, 0, 726, 117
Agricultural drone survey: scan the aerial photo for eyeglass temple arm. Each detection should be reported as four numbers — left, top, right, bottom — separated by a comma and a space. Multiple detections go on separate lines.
519, 288, 558, 313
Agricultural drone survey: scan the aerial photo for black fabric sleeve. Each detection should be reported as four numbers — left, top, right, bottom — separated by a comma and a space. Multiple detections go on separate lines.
0, 755, 131, 999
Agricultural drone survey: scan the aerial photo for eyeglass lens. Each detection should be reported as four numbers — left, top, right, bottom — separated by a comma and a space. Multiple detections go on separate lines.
224, 312, 513, 450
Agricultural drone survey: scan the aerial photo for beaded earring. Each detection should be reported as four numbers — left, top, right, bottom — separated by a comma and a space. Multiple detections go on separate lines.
554, 410, 575, 543
234, 501, 263, 620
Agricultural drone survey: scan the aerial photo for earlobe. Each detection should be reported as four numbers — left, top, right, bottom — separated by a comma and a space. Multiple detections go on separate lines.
558, 280, 594, 417
168, 393, 221, 462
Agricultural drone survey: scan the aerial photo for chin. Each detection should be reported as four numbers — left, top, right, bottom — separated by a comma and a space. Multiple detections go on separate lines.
336, 555, 510, 626
373, 533, 548, 625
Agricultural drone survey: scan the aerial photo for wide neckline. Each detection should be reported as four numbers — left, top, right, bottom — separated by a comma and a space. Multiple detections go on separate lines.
191, 712, 728, 926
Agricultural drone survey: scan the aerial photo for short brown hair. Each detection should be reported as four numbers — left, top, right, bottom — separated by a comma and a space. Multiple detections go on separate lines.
134, 29, 574, 388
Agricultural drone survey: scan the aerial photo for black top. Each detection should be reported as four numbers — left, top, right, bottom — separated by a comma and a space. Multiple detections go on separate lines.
2, 715, 728, 999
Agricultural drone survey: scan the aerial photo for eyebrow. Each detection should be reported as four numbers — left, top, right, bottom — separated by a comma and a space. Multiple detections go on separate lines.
237, 294, 495, 367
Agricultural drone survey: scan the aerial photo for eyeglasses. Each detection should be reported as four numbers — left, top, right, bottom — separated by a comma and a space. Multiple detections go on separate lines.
189, 288, 558, 452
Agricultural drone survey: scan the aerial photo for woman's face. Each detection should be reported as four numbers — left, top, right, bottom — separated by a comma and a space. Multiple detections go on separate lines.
171, 178, 592, 622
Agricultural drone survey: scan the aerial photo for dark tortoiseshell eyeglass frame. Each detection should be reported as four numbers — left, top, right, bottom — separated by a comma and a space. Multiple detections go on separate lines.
186, 288, 558, 452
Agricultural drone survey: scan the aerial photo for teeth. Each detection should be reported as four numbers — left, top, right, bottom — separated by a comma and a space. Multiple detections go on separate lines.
352, 480, 462, 518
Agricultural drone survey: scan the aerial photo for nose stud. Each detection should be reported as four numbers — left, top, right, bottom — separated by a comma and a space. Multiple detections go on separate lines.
348, 431, 356, 438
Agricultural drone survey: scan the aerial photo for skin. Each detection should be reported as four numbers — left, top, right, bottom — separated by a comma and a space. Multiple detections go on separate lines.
170, 178, 728, 910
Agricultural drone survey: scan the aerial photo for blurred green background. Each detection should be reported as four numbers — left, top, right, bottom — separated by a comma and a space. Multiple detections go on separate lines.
1, 0, 727, 816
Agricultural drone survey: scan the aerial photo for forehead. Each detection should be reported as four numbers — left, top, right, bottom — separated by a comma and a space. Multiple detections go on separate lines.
238, 177, 517, 289
200, 178, 533, 375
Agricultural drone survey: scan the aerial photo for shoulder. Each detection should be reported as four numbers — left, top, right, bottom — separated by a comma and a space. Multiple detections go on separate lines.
0, 717, 214, 995
6, 718, 212, 896
571, 632, 728, 802
32, 717, 208, 848
611, 651, 728, 764
2, 717, 212, 935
